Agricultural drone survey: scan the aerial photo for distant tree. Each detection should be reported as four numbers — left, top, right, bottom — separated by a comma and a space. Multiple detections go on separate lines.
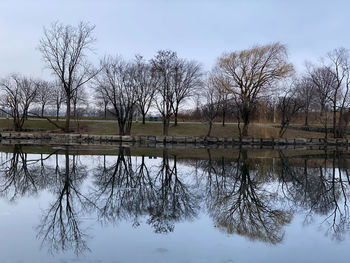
94, 84, 109, 119
151, 50, 177, 135
276, 83, 303, 137
96, 56, 137, 135
52, 83, 65, 121
202, 77, 223, 137
327, 48, 350, 138
210, 71, 231, 127
172, 59, 203, 126
39, 21, 97, 132
294, 76, 316, 126
133, 55, 157, 124
216, 43, 294, 136
36, 80, 54, 117
308, 66, 337, 138
71, 88, 88, 118
0, 74, 38, 131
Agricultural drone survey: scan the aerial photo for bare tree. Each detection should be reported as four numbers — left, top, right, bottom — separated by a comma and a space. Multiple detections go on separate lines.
71, 88, 88, 118
133, 55, 157, 124
95, 56, 137, 135
210, 71, 231, 127
202, 77, 223, 137
151, 50, 177, 136
0, 74, 38, 131
39, 21, 97, 132
52, 82, 65, 121
308, 66, 337, 138
295, 76, 315, 126
36, 80, 53, 117
276, 84, 303, 137
94, 84, 109, 119
216, 43, 294, 136
327, 48, 350, 138
172, 59, 203, 126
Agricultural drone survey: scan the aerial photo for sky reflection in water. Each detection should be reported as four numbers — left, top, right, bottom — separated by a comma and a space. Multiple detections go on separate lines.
0, 146, 349, 263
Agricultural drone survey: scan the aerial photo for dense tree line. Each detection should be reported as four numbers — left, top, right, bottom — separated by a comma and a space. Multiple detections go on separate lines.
1, 21, 350, 138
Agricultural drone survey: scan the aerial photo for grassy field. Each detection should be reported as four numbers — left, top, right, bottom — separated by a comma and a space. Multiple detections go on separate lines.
0, 118, 327, 138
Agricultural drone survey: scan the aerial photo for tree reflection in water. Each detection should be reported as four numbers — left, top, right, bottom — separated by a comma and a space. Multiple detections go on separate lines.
277, 150, 350, 241
91, 148, 200, 233
203, 149, 292, 244
1, 146, 350, 254
147, 149, 200, 233
0, 145, 57, 201
91, 147, 154, 226
36, 149, 92, 255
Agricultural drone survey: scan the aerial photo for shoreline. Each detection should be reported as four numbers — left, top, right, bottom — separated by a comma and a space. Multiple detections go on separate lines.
0, 132, 349, 150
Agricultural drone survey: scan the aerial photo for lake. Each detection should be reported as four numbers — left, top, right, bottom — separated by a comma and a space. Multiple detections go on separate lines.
0, 145, 349, 262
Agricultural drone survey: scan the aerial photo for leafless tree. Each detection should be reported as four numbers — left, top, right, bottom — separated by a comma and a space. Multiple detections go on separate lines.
71, 88, 88, 118
202, 77, 223, 137
210, 70, 232, 127
94, 84, 109, 119
133, 55, 157, 124
52, 82, 65, 121
308, 66, 337, 138
36, 80, 54, 117
95, 56, 137, 135
276, 84, 303, 137
295, 76, 316, 126
151, 50, 177, 135
216, 43, 294, 136
39, 21, 98, 132
172, 59, 203, 126
0, 74, 38, 131
327, 48, 350, 138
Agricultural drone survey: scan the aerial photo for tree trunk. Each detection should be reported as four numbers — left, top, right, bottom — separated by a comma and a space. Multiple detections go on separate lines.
174, 108, 178, 126
324, 110, 328, 139
304, 109, 308, 126
41, 104, 45, 117
207, 120, 213, 137
125, 115, 133, 135
241, 103, 250, 137
142, 113, 146, 124
65, 97, 71, 133
104, 103, 107, 119
73, 102, 77, 118
222, 110, 226, 127
242, 120, 249, 137
56, 106, 60, 121
333, 104, 337, 138
118, 120, 125, 136
163, 117, 169, 136
14, 120, 20, 132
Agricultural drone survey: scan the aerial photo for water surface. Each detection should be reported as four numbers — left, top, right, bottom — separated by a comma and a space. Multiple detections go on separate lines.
0, 145, 349, 262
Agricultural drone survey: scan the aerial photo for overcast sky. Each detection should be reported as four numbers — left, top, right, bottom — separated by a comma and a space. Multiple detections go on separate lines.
1, 0, 350, 78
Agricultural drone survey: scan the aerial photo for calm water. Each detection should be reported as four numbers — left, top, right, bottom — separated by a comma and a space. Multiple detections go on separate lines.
0, 145, 350, 262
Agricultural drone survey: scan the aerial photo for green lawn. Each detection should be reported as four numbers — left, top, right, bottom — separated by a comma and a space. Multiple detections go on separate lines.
0, 118, 327, 138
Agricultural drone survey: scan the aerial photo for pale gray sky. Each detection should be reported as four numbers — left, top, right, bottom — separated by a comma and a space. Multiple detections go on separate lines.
1, 0, 350, 78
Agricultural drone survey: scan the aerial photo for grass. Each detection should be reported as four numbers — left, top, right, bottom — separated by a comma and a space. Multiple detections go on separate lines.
68, 121, 327, 138
0, 118, 327, 138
